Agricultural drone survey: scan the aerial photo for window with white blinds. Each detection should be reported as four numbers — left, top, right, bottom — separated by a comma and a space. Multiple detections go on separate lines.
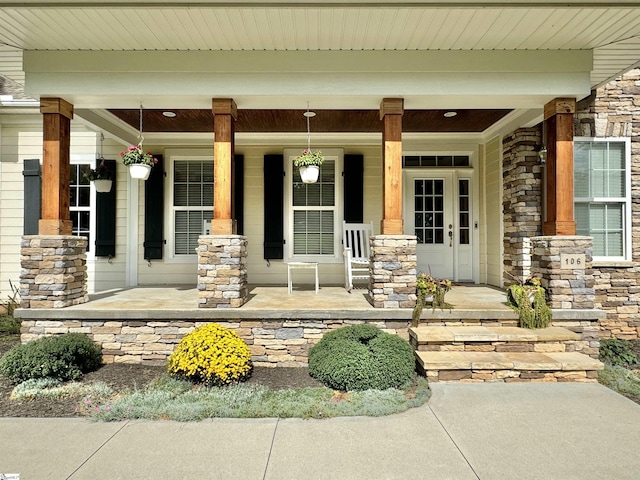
292, 160, 336, 255
574, 138, 630, 260
284, 148, 343, 262
173, 159, 214, 255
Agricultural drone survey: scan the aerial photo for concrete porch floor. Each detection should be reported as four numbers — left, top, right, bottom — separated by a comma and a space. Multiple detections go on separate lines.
16, 284, 517, 321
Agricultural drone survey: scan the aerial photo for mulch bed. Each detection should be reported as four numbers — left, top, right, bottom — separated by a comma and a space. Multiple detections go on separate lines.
2, 334, 639, 417
0, 334, 321, 418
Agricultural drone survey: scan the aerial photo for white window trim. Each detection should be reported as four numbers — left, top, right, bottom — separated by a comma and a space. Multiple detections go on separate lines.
284, 148, 344, 264
164, 148, 214, 263
70, 155, 96, 259
574, 136, 632, 262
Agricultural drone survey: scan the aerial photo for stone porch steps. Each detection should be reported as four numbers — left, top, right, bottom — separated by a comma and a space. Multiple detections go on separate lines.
410, 326, 582, 353
409, 326, 604, 383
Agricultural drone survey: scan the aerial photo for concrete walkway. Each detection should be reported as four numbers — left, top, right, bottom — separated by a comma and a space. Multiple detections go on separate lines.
1, 383, 639, 480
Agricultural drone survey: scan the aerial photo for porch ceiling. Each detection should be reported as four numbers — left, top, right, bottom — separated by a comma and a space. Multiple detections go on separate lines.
0, 2, 640, 95
108, 108, 512, 133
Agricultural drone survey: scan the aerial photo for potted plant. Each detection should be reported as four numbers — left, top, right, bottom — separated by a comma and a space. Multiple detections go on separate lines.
506, 276, 552, 329
293, 149, 324, 183
83, 162, 113, 193
120, 145, 158, 180
411, 272, 452, 326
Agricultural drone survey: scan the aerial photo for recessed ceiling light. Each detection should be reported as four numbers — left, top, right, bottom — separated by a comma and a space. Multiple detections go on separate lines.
444, 111, 457, 118
162, 111, 177, 118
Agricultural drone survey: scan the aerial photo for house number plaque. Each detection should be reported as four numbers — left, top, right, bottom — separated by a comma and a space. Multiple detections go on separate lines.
560, 254, 586, 270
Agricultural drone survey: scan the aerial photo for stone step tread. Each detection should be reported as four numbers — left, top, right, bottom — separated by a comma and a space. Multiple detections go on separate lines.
410, 326, 580, 343
415, 351, 603, 371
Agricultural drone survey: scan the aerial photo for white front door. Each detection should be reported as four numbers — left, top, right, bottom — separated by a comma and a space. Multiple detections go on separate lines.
404, 171, 474, 281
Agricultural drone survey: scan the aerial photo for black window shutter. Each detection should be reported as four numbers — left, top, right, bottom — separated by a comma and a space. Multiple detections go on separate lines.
22, 159, 41, 235
234, 154, 244, 236
95, 159, 117, 257
263, 154, 284, 259
144, 155, 164, 260
343, 154, 364, 223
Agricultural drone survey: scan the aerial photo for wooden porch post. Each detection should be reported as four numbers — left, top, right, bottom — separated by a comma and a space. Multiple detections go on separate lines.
543, 98, 576, 236
380, 98, 404, 235
39, 97, 73, 235
212, 98, 237, 235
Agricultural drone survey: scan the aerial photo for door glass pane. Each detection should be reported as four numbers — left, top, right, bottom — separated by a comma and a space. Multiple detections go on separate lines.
414, 179, 444, 245
459, 179, 470, 245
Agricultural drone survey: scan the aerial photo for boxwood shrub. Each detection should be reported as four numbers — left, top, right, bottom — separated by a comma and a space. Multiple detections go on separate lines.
0, 333, 102, 384
308, 324, 415, 391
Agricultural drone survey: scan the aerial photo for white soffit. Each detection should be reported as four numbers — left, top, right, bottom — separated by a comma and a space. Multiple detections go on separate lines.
2, 3, 640, 103
1, 5, 639, 52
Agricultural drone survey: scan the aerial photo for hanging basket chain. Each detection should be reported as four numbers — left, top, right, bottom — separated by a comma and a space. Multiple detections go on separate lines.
306, 106, 311, 151
98, 132, 105, 167
138, 103, 144, 149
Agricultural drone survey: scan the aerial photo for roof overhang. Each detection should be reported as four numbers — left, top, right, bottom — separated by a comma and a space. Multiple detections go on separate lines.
24, 50, 592, 111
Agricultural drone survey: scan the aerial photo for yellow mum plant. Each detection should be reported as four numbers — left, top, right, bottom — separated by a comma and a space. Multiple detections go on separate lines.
167, 323, 253, 386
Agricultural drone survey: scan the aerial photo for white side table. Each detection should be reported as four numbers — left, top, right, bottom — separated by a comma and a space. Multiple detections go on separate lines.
287, 262, 319, 294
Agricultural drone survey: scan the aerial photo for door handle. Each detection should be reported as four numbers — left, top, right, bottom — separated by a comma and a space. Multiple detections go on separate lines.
448, 225, 453, 247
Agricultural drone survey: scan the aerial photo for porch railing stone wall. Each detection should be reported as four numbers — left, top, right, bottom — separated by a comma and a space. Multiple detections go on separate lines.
502, 127, 543, 286
368, 235, 417, 308
20, 319, 411, 366
19, 314, 600, 364
530, 236, 595, 310
197, 235, 248, 308
19, 235, 88, 308
574, 67, 640, 340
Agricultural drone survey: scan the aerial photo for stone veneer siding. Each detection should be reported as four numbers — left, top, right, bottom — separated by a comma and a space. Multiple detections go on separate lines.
197, 235, 248, 308
574, 68, 640, 340
531, 236, 595, 310
19, 236, 88, 308
368, 235, 417, 308
20, 314, 600, 364
502, 127, 543, 285
20, 319, 411, 366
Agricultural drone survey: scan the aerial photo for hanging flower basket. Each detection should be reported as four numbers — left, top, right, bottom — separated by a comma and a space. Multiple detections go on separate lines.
93, 179, 113, 193
83, 162, 114, 193
120, 145, 157, 181
128, 163, 152, 180
293, 149, 324, 184
299, 165, 320, 184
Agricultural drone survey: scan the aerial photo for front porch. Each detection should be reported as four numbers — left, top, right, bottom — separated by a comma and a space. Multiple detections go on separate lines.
17, 284, 513, 320
16, 285, 603, 374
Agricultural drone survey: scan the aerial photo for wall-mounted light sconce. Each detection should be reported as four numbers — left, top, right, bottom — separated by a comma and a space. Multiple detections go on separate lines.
539, 118, 547, 164
538, 146, 547, 164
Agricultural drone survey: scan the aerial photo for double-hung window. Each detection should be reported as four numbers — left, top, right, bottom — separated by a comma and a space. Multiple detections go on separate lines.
70, 161, 93, 253
172, 158, 214, 256
285, 148, 343, 262
574, 138, 631, 261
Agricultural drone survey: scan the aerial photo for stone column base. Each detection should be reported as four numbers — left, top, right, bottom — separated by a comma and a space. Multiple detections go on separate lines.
197, 235, 248, 308
369, 235, 417, 308
531, 236, 594, 309
19, 235, 88, 308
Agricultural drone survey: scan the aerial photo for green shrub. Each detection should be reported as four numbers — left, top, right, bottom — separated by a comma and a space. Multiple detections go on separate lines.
308, 324, 415, 391
167, 323, 253, 387
600, 338, 638, 366
0, 315, 20, 334
0, 333, 102, 384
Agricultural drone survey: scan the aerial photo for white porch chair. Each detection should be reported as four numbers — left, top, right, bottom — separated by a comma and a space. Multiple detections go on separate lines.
343, 221, 373, 292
